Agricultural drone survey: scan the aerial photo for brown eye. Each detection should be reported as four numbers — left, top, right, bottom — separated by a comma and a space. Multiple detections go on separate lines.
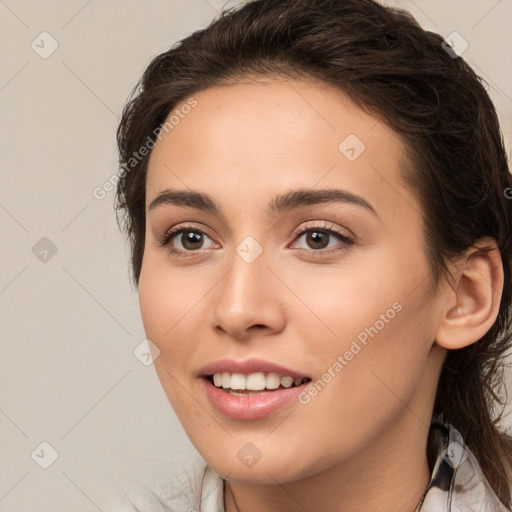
159, 225, 218, 257
291, 223, 354, 255
177, 230, 204, 250
306, 230, 330, 250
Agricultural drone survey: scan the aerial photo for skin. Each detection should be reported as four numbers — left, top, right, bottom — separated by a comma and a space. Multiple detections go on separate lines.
138, 77, 503, 512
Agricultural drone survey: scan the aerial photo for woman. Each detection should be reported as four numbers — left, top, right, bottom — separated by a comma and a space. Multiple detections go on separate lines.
115, 0, 512, 510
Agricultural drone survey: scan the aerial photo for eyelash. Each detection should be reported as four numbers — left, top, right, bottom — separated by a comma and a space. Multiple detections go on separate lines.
157, 222, 354, 258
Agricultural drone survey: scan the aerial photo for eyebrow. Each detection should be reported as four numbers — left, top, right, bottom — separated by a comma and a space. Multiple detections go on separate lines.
148, 188, 378, 217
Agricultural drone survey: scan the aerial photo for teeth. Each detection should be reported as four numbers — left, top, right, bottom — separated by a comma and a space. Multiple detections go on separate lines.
246, 372, 266, 390
280, 376, 294, 388
213, 373, 223, 387
211, 371, 307, 391
231, 373, 246, 390
266, 373, 281, 390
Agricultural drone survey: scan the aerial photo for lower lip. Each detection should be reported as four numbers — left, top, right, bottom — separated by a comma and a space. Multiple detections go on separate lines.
201, 377, 309, 420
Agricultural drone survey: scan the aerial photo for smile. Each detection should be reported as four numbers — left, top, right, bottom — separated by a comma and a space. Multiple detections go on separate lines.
210, 371, 311, 394
198, 358, 312, 420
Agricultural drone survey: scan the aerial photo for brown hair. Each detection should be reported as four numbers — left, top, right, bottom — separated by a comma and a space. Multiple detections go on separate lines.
116, 0, 512, 504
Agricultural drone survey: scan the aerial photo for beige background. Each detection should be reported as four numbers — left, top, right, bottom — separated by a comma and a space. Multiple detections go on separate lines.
1, 0, 511, 510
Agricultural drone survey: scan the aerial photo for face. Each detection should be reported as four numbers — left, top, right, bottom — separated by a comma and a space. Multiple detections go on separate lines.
139, 77, 446, 485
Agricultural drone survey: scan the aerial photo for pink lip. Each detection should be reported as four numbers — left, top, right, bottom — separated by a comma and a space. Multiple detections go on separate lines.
198, 358, 311, 420
200, 377, 310, 420
198, 357, 309, 379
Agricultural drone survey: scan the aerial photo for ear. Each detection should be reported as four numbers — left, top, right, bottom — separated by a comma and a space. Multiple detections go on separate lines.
435, 238, 504, 350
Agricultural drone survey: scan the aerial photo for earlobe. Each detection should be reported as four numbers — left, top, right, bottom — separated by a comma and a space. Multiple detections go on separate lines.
435, 239, 504, 350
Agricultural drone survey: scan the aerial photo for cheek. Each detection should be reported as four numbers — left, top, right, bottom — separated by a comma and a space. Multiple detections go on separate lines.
289, 242, 436, 404
138, 258, 206, 419
138, 254, 206, 365
285, 242, 429, 346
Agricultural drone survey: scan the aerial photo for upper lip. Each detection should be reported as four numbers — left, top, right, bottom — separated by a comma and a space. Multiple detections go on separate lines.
198, 358, 310, 379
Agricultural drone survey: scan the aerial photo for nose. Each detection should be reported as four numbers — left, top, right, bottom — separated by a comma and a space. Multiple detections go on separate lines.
212, 248, 286, 341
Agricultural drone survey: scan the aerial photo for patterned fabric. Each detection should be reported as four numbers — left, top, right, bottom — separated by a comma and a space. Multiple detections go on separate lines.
414, 414, 510, 511
121, 416, 511, 511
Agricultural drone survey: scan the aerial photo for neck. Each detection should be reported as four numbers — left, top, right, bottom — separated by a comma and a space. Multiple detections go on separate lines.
224, 410, 432, 512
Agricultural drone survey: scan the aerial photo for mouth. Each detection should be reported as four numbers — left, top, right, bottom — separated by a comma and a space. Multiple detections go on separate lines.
205, 372, 312, 395
200, 371, 313, 420
198, 358, 313, 419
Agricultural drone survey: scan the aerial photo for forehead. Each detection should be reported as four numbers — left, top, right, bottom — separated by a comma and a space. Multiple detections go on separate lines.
145, 78, 419, 221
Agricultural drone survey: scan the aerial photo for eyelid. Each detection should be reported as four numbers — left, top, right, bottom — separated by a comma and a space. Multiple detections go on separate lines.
157, 220, 354, 257
156, 222, 218, 253
288, 221, 354, 253
290, 220, 353, 242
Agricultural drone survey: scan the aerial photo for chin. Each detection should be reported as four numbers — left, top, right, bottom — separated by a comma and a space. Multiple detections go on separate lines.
209, 460, 305, 485
198, 442, 324, 485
